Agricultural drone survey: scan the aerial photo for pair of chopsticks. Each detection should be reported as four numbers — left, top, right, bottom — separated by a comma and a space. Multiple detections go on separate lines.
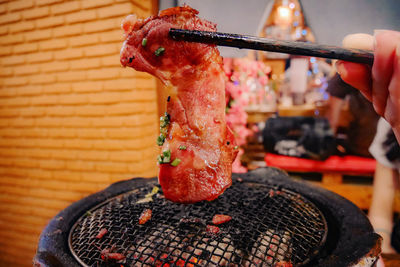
169, 28, 374, 65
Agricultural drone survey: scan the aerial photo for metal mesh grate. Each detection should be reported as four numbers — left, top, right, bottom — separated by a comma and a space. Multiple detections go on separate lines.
69, 178, 327, 267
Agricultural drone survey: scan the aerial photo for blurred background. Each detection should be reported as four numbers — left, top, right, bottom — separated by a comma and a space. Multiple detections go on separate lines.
0, 0, 399, 265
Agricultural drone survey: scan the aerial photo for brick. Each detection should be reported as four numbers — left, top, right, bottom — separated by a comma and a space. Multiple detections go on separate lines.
77, 150, 108, 161
25, 29, 52, 41
53, 24, 82, 37
1, 55, 25, 66
80, 171, 110, 183
89, 92, 121, 104
0, 13, 21, 25
42, 83, 71, 94
21, 148, 51, 159
105, 103, 134, 115
36, 16, 64, 29
56, 71, 86, 82
30, 95, 58, 105
13, 158, 38, 168
87, 67, 119, 80
30, 74, 56, 84
0, 118, 9, 127
62, 117, 91, 127
19, 106, 46, 117
69, 33, 98, 47
63, 139, 92, 149
51, 170, 81, 182
54, 48, 83, 60
0, 34, 24, 45
66, 161, 95, 171
58, 94, 88, 105
51, 1, 80, 15
109, 150, 142, 162
83, 18, 118, 33
47, 128, 76, 138
0, 25, 8, 35
39, 159, 65, 170
0, 46, 12, 56
0, 87, 17, 97
99, 30, 123, 43
77, 128, 106, 139
76, 105, 107, 116
130, 0, 151, 11
100, 54, 120, 67
91, 117, 123, 127
123, 136, 155, 150
82, 0, 113, 9
126, 90, 156, 102
0, 4, 5, 14
0, 108, 20, 117
70, 58, 100, 70
35, 117, 62, 127
34, 138, 64, 148
8, 0, 34, 11
50, 149, 77, 161
46, 105, 75, 116
9, 21, 35, 33
37, 0, 63, 6
120, 68, 151, 79
17, 85, 43, 96
39, 39, 68, 50
21, 129, 47, 138
85, 43, 119, 58
41, 61, 69, 73
11, 118, 35, 127
95, 161, 128, 173
106, 128, 143, 139
22, 6, 50, 20
26, 52, 53, 63
97, 3, 132, 18
65, 9, 97, 24
14, 65, 40, 75
3, 77, 28, 86
0, 67, 13, 77
13, 43, 38, 54
71, 81, 103, 93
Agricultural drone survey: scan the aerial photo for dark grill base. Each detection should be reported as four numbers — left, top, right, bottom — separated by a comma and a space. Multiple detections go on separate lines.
69, 179, 327, 266
34, 167, 381, 267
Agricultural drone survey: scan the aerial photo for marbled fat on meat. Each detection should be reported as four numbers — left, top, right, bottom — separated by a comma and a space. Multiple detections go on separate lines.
120, 6, 237, 203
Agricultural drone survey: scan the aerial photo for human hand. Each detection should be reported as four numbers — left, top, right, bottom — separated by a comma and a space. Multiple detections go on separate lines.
336, 30, 400, 142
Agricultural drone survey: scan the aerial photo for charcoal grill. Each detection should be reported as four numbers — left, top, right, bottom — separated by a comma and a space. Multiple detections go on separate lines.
34, 167, 381, 267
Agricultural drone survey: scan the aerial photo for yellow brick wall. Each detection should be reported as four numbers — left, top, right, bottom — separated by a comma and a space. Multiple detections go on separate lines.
0, 0, 158, 265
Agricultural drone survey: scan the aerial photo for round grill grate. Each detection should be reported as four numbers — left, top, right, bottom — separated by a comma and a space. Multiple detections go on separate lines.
69, 178, 327, 266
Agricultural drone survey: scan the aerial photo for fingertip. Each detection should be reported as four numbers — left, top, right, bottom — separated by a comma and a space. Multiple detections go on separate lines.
342, 33, 374, 50
336, 61, 372, 100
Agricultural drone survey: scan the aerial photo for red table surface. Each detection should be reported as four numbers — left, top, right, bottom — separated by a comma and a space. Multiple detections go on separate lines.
265, 153, 376, 174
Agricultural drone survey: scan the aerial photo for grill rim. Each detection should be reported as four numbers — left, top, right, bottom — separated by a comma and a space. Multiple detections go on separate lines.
34, 167, 381, 267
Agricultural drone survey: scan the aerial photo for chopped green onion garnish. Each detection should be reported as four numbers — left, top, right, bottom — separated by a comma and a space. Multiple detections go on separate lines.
234, 146, 239, 150
142, 38, 147, 47
160, 113, 170, 128
171, 158, 181, 167
179, 145, 187, 150
157, 149, 171, 164
156, 134, 165, 146
155, 47, 165, 56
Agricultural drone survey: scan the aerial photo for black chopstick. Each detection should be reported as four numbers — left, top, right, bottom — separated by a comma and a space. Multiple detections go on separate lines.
169, 28, 374, 65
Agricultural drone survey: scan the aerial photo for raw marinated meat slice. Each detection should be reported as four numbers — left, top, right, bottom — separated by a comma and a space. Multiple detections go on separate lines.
120, 5, 238, 203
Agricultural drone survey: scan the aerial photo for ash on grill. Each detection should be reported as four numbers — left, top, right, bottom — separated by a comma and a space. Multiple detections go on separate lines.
69, 179, 327, 267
